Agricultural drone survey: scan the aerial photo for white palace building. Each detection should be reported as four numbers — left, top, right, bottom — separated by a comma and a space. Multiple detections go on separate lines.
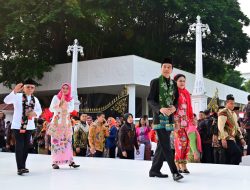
0, 55, 249, 121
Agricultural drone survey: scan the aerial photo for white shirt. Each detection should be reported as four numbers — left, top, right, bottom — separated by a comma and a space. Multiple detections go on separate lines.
49, 95, 74, 126
4, 91, 42, 130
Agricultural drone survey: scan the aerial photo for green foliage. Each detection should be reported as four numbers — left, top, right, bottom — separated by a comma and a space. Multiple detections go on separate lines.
243, 80, 250, 92
221, 65, 245, 89
0, 0, 249, 89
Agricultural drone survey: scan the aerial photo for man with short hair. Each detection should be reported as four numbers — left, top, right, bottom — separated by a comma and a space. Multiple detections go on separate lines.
218, 94, 246, 165
198, 111, 205, 126
148, 58, 183, 181
73, 113, 89, 157
4, 79, 42, 175
198, 109, 214, 163
88, 112, 109, 157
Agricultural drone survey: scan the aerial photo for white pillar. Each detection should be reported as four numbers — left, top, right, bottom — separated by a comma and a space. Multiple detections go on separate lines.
191, 95, 207, 116
191, 16, 208, 115
142, 97, 149, 116
70, 39, 81, 111
127, 84, 136, 117
193, 16, 205, 96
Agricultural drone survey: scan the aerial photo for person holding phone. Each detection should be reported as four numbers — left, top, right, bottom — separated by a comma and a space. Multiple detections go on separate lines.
48, 83, 80, 169
136, 115, 151, 160
105, 117, 118, 158
4, 79, 42, 175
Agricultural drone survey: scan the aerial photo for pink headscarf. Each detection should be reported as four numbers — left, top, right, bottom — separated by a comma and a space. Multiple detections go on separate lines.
57, 83, 73, 102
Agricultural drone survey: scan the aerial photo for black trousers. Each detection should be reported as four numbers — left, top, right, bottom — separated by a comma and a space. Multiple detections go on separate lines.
109, 147, 116, 158
150, 129, 178, 174
247, 130, 250, 155
13, 129, 32, 170
0, 135, 5, 148
94, 150, 104, 157
201, 143, 213, 163
75, 148, 87, 157
120, 149, 134, 160
225, 140, 242, 165
213, 147, 226, 164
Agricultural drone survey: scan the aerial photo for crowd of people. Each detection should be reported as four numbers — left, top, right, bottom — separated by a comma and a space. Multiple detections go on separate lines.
0, 110, 153, 160
2, 103, 248, 164
0, 58, 250, 181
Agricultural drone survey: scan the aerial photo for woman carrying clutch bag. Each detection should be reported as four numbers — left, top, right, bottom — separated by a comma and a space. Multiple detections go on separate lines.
48, 83, 80, 169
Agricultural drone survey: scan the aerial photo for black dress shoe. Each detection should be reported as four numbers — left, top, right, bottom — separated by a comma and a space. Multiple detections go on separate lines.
69, 162, 80, 168
23, 168, 29, 173
173, 173, 184, 181
52, 164, 60, 169
17, 169, 24, 175
149, 172, 168, 178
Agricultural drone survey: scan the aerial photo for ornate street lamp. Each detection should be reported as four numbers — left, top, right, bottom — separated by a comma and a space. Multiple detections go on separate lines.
67, 39, 84, 111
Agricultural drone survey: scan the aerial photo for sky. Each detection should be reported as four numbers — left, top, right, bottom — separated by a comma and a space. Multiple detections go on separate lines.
235, 0, 250, 73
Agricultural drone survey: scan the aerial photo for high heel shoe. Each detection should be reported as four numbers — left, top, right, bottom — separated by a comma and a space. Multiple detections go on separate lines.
69, 162, 80, 168
178, 169, 183, 173
52, 164, 59, 169
182, 169, 190, 174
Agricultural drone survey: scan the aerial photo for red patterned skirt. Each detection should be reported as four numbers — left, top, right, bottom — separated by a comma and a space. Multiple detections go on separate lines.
174, 127, 190, 164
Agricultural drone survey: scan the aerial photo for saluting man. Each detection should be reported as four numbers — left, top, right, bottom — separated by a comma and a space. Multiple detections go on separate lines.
4, 79, 42, 175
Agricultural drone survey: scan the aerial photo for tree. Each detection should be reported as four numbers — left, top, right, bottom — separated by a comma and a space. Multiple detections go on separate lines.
221, 65, 245, 89
0, 0, 249, 89
0, 0, 86, 87
243, 80, 250, 92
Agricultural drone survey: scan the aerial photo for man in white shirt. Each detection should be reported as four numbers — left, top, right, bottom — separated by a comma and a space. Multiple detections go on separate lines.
4, 79, 42, 175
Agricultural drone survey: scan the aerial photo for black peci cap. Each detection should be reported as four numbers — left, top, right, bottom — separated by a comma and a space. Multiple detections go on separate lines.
226, 94, 235, 101
162, 57, 173, 66
23, 78, 38, 86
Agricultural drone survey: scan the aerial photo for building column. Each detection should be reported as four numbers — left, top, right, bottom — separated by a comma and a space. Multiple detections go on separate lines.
142, 97, 149, 116
127, 84, 136, 117
191, 95, 207, 116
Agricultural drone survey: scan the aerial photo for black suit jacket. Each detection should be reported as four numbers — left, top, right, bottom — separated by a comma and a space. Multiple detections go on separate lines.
147, 77, 179, 125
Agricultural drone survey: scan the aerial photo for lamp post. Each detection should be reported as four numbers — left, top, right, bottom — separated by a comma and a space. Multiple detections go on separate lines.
187, 15, 211, 114
67, 39, 84, 111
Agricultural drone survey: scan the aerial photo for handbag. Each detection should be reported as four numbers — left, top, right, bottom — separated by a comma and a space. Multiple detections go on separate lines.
46, 116, 60, 138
